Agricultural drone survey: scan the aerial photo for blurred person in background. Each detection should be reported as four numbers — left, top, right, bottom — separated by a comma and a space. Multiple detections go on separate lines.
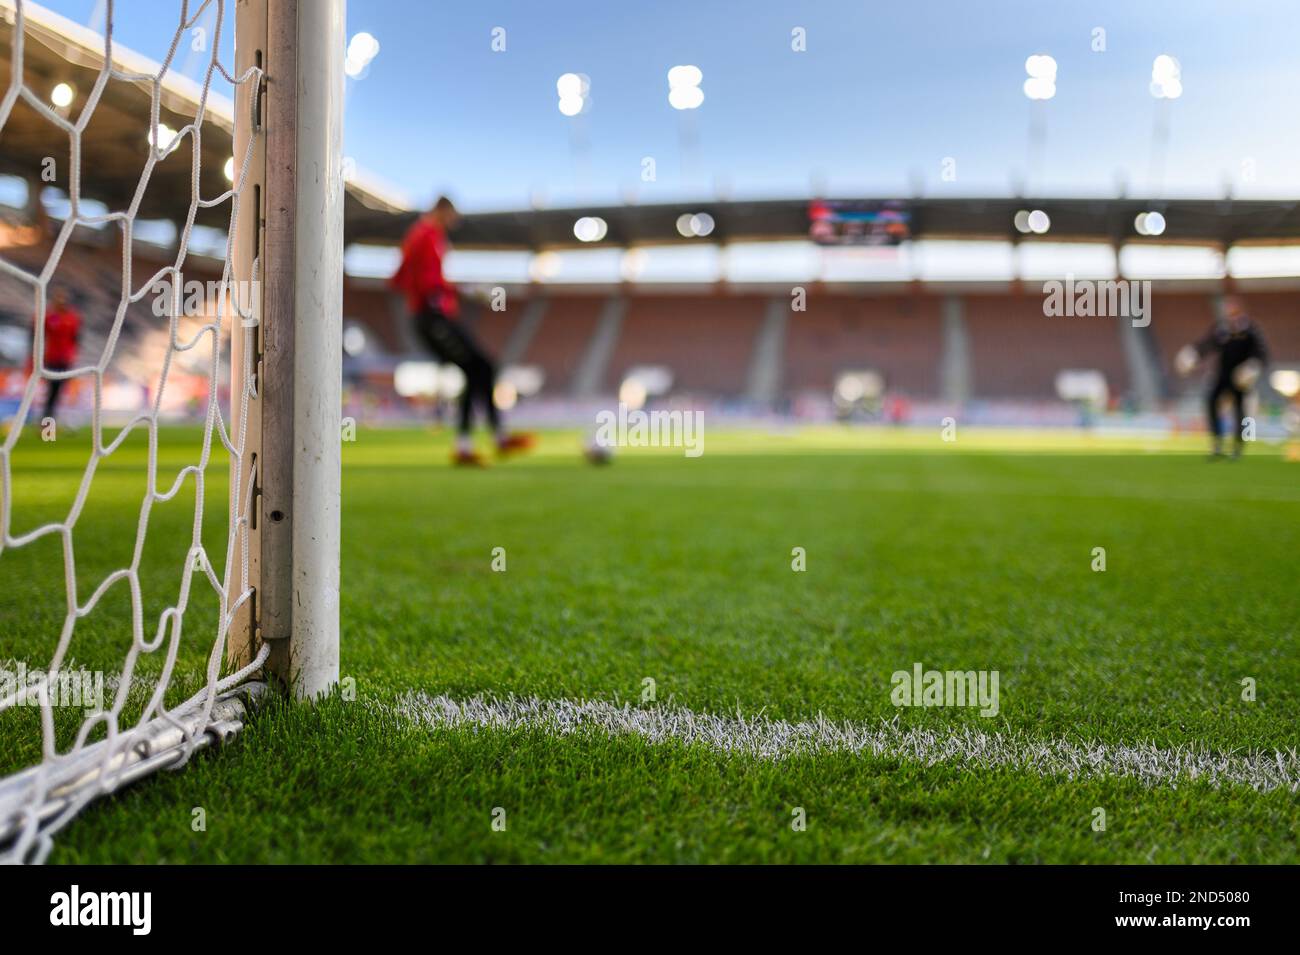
1176, 295, 1269, 459
36, 288, 80, 424
390, 195, 534, 467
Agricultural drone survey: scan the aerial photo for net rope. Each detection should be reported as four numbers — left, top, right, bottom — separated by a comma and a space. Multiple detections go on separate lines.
0, 0, 266, 863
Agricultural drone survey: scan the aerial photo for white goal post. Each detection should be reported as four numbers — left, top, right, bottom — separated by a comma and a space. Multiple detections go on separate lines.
227, 0, 343, 695
0, 0, 342, 863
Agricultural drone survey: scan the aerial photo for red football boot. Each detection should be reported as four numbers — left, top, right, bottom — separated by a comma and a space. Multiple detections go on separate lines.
495, 432, 537, 457
451, 448, 488, 467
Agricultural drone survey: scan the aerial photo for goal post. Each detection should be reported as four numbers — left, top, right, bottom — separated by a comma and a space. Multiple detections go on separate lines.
228, 0, 344, 700
0, 0, 343, 863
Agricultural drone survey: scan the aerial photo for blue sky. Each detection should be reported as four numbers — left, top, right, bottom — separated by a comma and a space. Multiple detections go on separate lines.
33, 0, 1300, 212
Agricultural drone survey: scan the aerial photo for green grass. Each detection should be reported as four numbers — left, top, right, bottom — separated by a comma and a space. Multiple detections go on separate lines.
3, 424, 1299, 862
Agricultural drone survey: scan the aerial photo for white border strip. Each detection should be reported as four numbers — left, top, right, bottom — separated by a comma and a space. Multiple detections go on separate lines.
395, 693, 1300, 794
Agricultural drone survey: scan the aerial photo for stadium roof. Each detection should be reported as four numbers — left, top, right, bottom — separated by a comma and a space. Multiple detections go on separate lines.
350, 196, 1300, 252
0, 0, 406, 233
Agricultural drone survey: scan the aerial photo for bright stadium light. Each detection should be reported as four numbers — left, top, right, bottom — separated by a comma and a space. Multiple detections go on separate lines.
1023, 54, 1057, 100
345, 31, 380, 78
147, 123, 178, 150
223, 156, 236, 182
1015, 210, 1051, 234
50, 82, 74, 108
1150, 54, 1182, 99
1135, 211, 1166, 236
668, 64, 704, 110
668, 64, 702, 88
574, 216, 607, 242
556, 72, 590, 116
676, 212, 715, 238
557, 73, 584, 98
669, 86, 704, 110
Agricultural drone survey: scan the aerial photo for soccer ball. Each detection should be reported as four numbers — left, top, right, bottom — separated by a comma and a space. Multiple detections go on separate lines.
584, 439, 613, 465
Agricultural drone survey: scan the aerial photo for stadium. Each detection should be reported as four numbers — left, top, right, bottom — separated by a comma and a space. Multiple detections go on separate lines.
0, 0, 1298, 910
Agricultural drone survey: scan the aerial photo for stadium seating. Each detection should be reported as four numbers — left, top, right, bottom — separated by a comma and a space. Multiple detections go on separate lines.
963, 293, 1130, 400
4, 237, 1299, 405
465, 301, 519, 358
1242, 292, 1300, 361
343, 282, 406, 353
515, 295, 606, 394
1146, 292, 1217, 382
784, 293, 943, 396
603, 293, 763, 395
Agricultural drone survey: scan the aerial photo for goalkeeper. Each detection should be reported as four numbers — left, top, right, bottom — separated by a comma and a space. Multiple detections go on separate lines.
1175, 296, 1269, 458
391, 196, 534, 466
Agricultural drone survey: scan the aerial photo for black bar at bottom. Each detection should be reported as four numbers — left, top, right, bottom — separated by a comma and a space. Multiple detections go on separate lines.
0, 864, 1287, 941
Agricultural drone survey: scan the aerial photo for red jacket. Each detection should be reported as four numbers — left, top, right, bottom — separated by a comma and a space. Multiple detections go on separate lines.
42, 305, 80, 368
390, 217, 458, 316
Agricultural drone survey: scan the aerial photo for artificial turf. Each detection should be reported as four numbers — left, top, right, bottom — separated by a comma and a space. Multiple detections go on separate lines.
2, 424, 1298, 862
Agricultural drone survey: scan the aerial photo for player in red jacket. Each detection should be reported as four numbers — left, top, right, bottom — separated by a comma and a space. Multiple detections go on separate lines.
38, 289, 80, 423
391, 196, 533, 466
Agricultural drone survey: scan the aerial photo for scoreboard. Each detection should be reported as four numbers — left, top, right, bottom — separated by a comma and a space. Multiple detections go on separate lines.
808, 200, 911, 246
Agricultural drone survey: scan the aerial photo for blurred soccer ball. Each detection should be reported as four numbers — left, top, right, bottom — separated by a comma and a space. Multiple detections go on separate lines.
1232, 359, 1262, 392
1174, 345, 1199, 377
585, 440, 614, 465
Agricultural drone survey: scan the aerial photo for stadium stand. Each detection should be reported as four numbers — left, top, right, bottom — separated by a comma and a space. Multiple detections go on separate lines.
963, 292, 1131, 400
2, 218, 1296, 414
6, 234, 1295, 410
1147, 291, 1218, 385
784, 292, 944, 397
1243, 292, 1300, 361
465, 301, 520, 359
343, 280, 406, 354
513, 294, 605, 395
603, 293, 763, 396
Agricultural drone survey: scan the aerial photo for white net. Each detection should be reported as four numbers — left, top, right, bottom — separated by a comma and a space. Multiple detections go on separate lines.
0, 0, 267, 863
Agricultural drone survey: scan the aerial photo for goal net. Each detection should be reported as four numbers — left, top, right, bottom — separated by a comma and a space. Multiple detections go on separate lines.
0, 0, 341, 864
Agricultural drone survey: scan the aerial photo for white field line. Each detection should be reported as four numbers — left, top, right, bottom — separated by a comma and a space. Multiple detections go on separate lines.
393, 692, 1300, 794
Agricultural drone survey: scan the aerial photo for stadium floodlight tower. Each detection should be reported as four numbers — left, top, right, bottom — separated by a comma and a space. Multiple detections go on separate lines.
556, 72, 593, 195
1022, 54, 1056, 194
1147, 54, 1182, 195
0, 0, 343, 863
668, 64, 704, 183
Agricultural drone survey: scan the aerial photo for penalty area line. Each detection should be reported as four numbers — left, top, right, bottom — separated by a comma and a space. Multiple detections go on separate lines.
391, 692, 1300, 794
